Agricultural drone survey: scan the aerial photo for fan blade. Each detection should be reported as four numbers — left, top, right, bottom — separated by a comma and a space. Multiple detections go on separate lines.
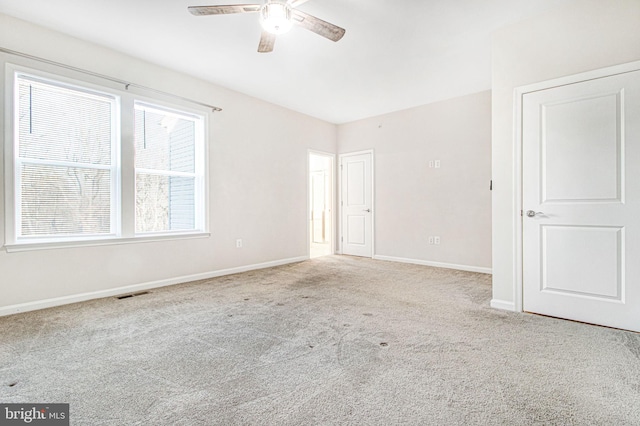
288, 0, 311, 6
188, 4, 261, 16
258, 31, 276, 53
291, 10, 345, 42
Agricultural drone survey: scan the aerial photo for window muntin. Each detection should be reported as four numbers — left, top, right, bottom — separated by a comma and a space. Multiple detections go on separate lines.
14, 74, 118, 239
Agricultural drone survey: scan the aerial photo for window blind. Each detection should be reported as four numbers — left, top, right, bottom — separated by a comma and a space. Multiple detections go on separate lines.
16, 75, 116, 237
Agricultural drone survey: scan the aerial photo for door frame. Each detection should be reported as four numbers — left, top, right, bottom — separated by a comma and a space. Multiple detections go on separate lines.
512, 60, 640, 312
338, 149, 375, 257
307, 149, 336, 259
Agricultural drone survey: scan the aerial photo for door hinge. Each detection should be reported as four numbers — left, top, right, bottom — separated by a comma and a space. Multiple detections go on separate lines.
520, 210, 523, 217
341, 236, 343, 242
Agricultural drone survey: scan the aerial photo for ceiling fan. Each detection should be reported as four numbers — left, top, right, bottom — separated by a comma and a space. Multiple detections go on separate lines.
188, 0, 346, 53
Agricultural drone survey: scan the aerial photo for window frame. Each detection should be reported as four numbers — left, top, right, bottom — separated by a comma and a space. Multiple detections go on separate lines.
13, 72, 121, 242
3, 62, 210, 252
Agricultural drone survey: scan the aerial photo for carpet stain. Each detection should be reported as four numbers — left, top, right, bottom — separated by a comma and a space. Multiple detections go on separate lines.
290, 274, 335, 288
622, 333, 640, 360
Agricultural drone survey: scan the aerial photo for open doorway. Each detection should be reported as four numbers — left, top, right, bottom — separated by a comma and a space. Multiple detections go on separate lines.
309, 152, 334, 258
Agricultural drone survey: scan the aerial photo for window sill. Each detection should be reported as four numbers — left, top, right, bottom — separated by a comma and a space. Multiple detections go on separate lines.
3, 232, 211, 253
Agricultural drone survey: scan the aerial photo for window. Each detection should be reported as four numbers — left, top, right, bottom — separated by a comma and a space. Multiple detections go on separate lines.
6, 68, 207, 249
134, 103, 204, 233
15, 74, 118, 239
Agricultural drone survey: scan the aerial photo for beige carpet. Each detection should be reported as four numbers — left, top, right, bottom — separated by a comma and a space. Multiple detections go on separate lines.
1, 255, 639, 425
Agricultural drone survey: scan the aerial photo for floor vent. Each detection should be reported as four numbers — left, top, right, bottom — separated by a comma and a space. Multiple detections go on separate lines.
116, 291, 150, 300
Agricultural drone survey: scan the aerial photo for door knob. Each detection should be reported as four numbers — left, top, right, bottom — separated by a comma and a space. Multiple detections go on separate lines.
363, 208, 371, 212
526, 210, 543, 217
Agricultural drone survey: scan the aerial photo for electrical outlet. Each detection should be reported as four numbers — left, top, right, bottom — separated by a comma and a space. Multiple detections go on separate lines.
428, 236, 434, 245
428, 160, 434, 168
434, 160, 441, 169
236, 239, 243, 248
434, 236, 440, 245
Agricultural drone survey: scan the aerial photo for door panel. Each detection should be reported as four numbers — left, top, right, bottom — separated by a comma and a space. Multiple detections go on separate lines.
347, 216, 366, 244
542, 225, 623, 300
347, 161, 365, 205
341, 152, 373, 257
543, 93, 621, 202
522, 70, 639, 332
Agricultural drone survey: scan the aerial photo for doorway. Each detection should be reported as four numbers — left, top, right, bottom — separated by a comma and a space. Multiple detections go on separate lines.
309, 152, 334, 258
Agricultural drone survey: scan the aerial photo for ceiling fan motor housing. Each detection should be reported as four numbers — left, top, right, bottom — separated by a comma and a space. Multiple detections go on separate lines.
260, 1, 293, 34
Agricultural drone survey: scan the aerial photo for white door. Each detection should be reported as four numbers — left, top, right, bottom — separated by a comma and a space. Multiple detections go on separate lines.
311, 171, 328, 243
522, 70, 640, 332
309, 152, 333, 258
341, 152, 373, 257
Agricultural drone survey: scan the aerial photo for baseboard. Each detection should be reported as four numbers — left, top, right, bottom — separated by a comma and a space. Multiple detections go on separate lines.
490, 299, 516, 311
373, 255, 492, 275
0, 256, 309, 317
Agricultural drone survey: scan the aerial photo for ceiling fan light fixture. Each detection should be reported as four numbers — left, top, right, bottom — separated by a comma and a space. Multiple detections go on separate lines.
260, 2, 293, 35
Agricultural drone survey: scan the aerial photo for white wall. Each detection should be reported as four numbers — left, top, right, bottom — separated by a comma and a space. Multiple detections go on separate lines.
0, 14, 337, 312
491, 0, 640, 307
338, 91, 492, 272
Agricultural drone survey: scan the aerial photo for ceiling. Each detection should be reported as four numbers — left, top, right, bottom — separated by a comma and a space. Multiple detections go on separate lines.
0, 0, 573, 124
